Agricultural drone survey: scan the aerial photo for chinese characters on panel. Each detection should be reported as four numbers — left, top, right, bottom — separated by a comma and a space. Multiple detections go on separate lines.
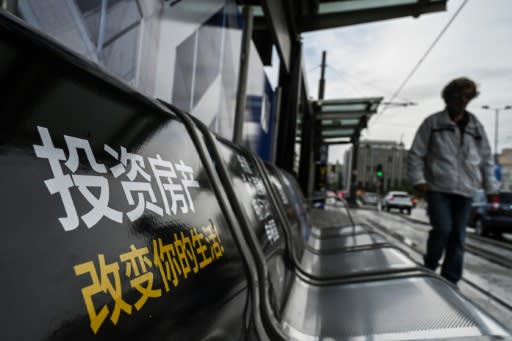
33, 126, 225, 334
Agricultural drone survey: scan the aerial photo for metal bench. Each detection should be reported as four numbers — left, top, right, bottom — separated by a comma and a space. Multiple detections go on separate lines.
1, 8, 509, 341
269, 175, 391, 254
187, 118, 510, 340
264, 165, 420, 279
0, 11, 269, 340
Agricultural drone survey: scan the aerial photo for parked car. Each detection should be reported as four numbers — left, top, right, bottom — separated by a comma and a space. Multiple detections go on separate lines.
382, 191, 413, 214
362, 192, 379, 205
468, 190, 512, 236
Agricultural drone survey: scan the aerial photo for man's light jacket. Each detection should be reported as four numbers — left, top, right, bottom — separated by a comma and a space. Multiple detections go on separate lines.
408, 110, 499, 197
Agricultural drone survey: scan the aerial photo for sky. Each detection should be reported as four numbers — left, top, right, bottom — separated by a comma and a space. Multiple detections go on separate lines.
300, 0, 512, 164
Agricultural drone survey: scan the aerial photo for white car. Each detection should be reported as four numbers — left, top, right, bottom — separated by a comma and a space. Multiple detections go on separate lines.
382, 191, 413, 214
362, 192, 379, 205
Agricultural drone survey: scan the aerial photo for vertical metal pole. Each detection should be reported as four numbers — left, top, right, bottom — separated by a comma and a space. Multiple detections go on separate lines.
271, 87, 282, 163
312, 51, 327, 195
349, 129, 361, 203
346, 148, 352, 192
299, 101, 315, 197
495, 108, 499, 163
276, 40, 302, 173
318, 50, 326, 100
190, 33, 199, 112
97, 0, 108, 55
233, 6, 253, 145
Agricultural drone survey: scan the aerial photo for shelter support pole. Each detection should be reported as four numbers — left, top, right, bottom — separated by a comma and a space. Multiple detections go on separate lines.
275, 40, 302, 173
349, 129, 361, 203
233, 6, 253, 144
298, 100, 315, 197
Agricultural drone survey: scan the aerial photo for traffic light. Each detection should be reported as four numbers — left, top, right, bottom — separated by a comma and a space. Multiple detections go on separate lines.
376, 164, 383, 178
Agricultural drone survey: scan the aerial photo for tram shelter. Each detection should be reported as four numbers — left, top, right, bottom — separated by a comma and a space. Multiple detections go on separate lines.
237, 0, 448, 196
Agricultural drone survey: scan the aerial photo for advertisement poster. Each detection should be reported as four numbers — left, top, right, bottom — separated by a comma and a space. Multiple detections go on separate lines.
17, 0, 276, 159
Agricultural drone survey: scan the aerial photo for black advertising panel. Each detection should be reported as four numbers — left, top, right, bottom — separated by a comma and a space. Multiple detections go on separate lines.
265, 166, 307, 260
277, 169, 311, 243
0, 13, 249, 341
213, 140, 293, 313
214, 140, 284, 255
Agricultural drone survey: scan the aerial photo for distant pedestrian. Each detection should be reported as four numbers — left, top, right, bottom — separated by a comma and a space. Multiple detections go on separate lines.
408, 77, 499, 285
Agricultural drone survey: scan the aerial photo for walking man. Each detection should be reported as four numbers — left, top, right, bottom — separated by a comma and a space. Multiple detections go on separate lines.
408, 77, 499, 284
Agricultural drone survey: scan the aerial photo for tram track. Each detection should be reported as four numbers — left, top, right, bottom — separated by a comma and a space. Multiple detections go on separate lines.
361, 214, 512, 316
466, 233, 512, 267
470, 233, 512, 248
391, 211, 512, 270
465, 243, 512, 270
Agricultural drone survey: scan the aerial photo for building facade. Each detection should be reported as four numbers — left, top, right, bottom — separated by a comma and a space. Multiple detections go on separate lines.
499, 148, 512, 191
326, 161, 344, 191
345, 140, 408, 193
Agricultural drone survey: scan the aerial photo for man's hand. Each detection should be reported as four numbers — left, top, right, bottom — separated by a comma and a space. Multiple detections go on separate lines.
414, 183, 428, 192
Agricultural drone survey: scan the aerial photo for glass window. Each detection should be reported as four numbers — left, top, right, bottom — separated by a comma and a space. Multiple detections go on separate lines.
103, 0, 141, 44
172, 33, 196, 111
18, 0, 94, 57
19, 0, 142, 84
194, 11, 224, 107
75, 0, 102, 15
76, 0, 141, 48
172, 8, 226, 111
101, 24, 140, 82
75, 0, 141, 82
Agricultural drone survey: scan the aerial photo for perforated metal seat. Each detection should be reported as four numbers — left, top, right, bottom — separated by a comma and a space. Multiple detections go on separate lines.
281, 275, 509, 340
190, 116, 511, 341
300, 246, 417, 278
310, 224, 369, 238
306, 231, 388, 253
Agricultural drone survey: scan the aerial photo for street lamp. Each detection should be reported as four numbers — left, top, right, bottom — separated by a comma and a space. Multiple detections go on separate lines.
481, 105, 512, 162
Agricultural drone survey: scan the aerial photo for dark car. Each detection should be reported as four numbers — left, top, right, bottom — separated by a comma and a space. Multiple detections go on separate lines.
468, 190, 512, 236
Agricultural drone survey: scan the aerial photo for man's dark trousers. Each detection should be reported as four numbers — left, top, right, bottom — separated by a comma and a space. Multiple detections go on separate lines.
424, 191, 473, 284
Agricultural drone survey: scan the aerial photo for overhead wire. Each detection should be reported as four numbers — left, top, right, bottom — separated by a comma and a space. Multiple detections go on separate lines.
307, 64, 321, 73
325, 65, 370, 97
326, 64, 415, 103
372, 0, 470, 123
